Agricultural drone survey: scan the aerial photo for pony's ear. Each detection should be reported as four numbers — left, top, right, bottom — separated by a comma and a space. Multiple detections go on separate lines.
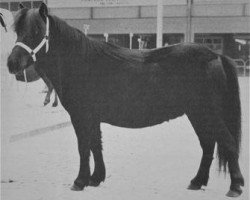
19, 3, 25, 9
39, 3, 48, 20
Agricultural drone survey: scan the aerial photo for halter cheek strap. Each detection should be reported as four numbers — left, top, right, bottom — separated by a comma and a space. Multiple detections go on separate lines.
15, 17, 49, 62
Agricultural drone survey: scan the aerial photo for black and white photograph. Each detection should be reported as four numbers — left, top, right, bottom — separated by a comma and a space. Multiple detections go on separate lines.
1, 0, 249, 199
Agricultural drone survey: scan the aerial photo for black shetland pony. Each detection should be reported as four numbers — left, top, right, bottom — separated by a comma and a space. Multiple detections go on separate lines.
7, 3, 244, 197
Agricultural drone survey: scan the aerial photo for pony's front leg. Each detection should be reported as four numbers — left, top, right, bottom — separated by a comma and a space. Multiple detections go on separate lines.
89, 125, 106, 187
70, 113, 92, 191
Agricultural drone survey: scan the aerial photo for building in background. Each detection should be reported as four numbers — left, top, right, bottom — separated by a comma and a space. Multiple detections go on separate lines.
1, 0, 249, 62
0, 0, 44, 11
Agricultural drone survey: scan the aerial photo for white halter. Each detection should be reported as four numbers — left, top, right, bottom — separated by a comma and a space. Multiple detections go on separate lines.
15, 17, 49, 62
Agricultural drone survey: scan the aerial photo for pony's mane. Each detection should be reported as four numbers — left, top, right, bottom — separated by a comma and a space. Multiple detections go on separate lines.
51, 15, 84, 43
51, 15, 145, 64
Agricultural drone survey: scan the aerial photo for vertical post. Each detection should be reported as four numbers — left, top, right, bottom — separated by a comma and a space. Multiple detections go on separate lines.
129, 33, 133, 49
186, 0, 193, 42
104, 33, 109, 42
156, 0, 163, 48
244, 61, 246, 76
138, 37, 143, 50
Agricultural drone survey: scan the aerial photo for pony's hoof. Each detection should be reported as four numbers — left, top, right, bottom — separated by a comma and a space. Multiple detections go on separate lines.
43, 101, 49, 106
187, 183, 202, 190
226, 189, 242, 197
52, 103, 58, 107
70, 183, 83, 191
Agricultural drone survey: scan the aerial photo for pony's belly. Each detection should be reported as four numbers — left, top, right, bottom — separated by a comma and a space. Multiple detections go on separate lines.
100, 104, 184, 129
97, 78, 185, 128
102, 115, 166, 129
103, 115, 166, 129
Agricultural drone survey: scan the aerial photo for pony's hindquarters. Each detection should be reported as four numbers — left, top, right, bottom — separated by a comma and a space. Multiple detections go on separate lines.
185, 55, 244, 197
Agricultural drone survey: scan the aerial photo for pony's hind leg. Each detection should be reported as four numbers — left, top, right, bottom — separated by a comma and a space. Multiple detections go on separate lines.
89, 126, 106, 187
187, 106, 244, 196
44, 89, 52, 106
216, 121, 244, 197
216, 123, 244, 197
52, 90, 58, 107
42, 76, 53, 106
186, 111, 215, 190
226, 155, 244, 197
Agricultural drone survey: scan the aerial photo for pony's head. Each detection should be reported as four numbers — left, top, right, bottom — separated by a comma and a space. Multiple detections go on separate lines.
7, 3, 49, 74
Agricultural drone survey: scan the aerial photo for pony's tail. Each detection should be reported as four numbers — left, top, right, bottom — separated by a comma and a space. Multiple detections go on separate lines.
217, 55, 242, 172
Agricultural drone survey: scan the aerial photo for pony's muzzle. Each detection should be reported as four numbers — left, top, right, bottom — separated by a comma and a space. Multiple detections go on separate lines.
7, 47, 33, 74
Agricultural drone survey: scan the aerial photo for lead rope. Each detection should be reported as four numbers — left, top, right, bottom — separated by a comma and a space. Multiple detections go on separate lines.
24, 69, 27, 83
20, 69, 28, 103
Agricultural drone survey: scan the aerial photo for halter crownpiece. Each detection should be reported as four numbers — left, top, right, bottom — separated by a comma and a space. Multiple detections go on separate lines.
15, 16, 49, 62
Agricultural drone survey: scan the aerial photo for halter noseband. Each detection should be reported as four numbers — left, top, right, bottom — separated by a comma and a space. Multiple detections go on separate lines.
15, 17, 49, 62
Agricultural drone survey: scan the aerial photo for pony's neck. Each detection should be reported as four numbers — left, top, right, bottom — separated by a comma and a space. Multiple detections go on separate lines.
50, 15, 87, 54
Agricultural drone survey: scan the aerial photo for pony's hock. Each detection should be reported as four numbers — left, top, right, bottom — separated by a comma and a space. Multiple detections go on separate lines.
7, 3, 245, 197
